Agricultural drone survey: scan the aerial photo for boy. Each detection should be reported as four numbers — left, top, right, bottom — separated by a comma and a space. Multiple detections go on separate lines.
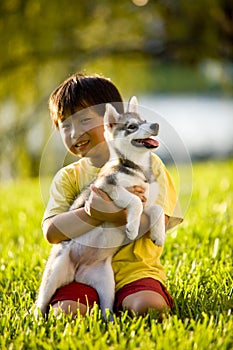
42, 73, 182, 316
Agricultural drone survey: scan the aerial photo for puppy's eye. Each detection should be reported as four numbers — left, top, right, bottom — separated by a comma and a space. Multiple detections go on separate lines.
127, 124, 138, 131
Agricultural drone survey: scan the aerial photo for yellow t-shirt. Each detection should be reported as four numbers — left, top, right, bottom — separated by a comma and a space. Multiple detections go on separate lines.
43, 154, 183, 291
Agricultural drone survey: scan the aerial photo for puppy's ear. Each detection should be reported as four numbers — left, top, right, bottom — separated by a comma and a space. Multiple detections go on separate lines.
104, 103, 119, 128
127, 96, 138, 114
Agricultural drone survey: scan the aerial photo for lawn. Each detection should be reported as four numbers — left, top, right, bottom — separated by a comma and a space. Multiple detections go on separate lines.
0, 160, 232, 349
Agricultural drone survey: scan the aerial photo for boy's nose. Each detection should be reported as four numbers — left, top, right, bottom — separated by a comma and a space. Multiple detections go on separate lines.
71, 122, 82, 139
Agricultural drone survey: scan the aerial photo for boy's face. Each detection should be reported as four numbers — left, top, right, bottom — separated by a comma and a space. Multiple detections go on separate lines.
58, 108, 106, 159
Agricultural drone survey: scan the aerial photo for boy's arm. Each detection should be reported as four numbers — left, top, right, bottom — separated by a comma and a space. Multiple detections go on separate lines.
43, 185, 151, 244
43, 208, 102, 244
43, 207, 152, 245
43, 200, 128, 244
43, 206, 129, 244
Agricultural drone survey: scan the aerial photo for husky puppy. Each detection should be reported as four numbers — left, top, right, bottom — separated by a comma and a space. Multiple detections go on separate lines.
35, 97, 165, 318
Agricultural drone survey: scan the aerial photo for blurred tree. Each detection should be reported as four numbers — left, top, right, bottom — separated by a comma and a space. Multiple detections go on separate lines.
153, 0, 233, 62
0, 0, 232, 178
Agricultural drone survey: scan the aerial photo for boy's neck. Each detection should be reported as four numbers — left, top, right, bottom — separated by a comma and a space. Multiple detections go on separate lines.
88, 144, 110, 168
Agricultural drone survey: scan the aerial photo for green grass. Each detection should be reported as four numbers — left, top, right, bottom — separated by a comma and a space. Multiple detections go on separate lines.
0, 160, 233, 349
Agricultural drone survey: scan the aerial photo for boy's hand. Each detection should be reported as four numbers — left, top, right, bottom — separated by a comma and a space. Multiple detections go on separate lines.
126, 185, 147, 203
84, 185, 126, 225
84, 185, 146, 226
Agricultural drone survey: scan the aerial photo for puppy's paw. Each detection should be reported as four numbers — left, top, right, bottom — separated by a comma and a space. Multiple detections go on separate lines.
34, 302, 47, 318
126, 227, 138, 240
151, 232, 165, 246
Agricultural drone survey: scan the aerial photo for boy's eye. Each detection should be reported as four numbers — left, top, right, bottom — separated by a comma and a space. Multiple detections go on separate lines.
81, 118, 92, 124
61, 122, 71, 129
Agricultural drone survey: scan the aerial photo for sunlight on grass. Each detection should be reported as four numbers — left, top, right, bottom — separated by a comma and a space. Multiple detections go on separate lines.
0, 160, 232, 349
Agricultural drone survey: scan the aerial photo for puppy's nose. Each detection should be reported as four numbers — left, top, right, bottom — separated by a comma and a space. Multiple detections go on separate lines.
150, 123, 159, 134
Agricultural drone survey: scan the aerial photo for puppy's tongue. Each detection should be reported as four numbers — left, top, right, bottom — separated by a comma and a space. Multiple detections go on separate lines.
142, 138, 159, 148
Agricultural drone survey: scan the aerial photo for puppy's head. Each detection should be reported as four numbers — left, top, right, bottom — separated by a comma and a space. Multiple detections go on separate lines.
104, 97, 159, 151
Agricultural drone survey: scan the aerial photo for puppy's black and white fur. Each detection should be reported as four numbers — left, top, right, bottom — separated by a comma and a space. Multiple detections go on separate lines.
35, 97, 165, 318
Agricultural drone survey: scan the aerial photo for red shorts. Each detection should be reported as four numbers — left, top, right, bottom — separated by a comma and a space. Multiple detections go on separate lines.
114, 278, 174, 313
49, 278, 173, 313
50, 281, 99, 308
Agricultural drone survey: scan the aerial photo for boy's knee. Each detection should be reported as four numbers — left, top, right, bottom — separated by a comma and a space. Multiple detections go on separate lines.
52, 300, 87, 317
122, 291, 169, 316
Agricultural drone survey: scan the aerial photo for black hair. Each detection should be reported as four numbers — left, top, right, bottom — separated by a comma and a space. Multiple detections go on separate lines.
49, 73, 124, 129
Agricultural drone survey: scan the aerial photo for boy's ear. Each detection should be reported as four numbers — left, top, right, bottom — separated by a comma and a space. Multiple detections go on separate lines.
127, 96, 138, 114
104, 103, 119, 128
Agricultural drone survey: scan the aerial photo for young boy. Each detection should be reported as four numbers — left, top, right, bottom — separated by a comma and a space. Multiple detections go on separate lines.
42, 73, 182, 317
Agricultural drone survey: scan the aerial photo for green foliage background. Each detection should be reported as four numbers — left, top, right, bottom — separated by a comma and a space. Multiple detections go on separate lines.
0, 0, 232, 179
0, 160, 232, 349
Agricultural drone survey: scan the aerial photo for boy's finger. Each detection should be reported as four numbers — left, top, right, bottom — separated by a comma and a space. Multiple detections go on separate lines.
140, 195, 147, 203
90, 185, 112, 201
133, 185, 145, 193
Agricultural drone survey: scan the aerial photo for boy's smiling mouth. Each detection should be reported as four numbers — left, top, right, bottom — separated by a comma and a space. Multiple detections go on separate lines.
75, 140, 89, 148
74, 140, 90, 151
